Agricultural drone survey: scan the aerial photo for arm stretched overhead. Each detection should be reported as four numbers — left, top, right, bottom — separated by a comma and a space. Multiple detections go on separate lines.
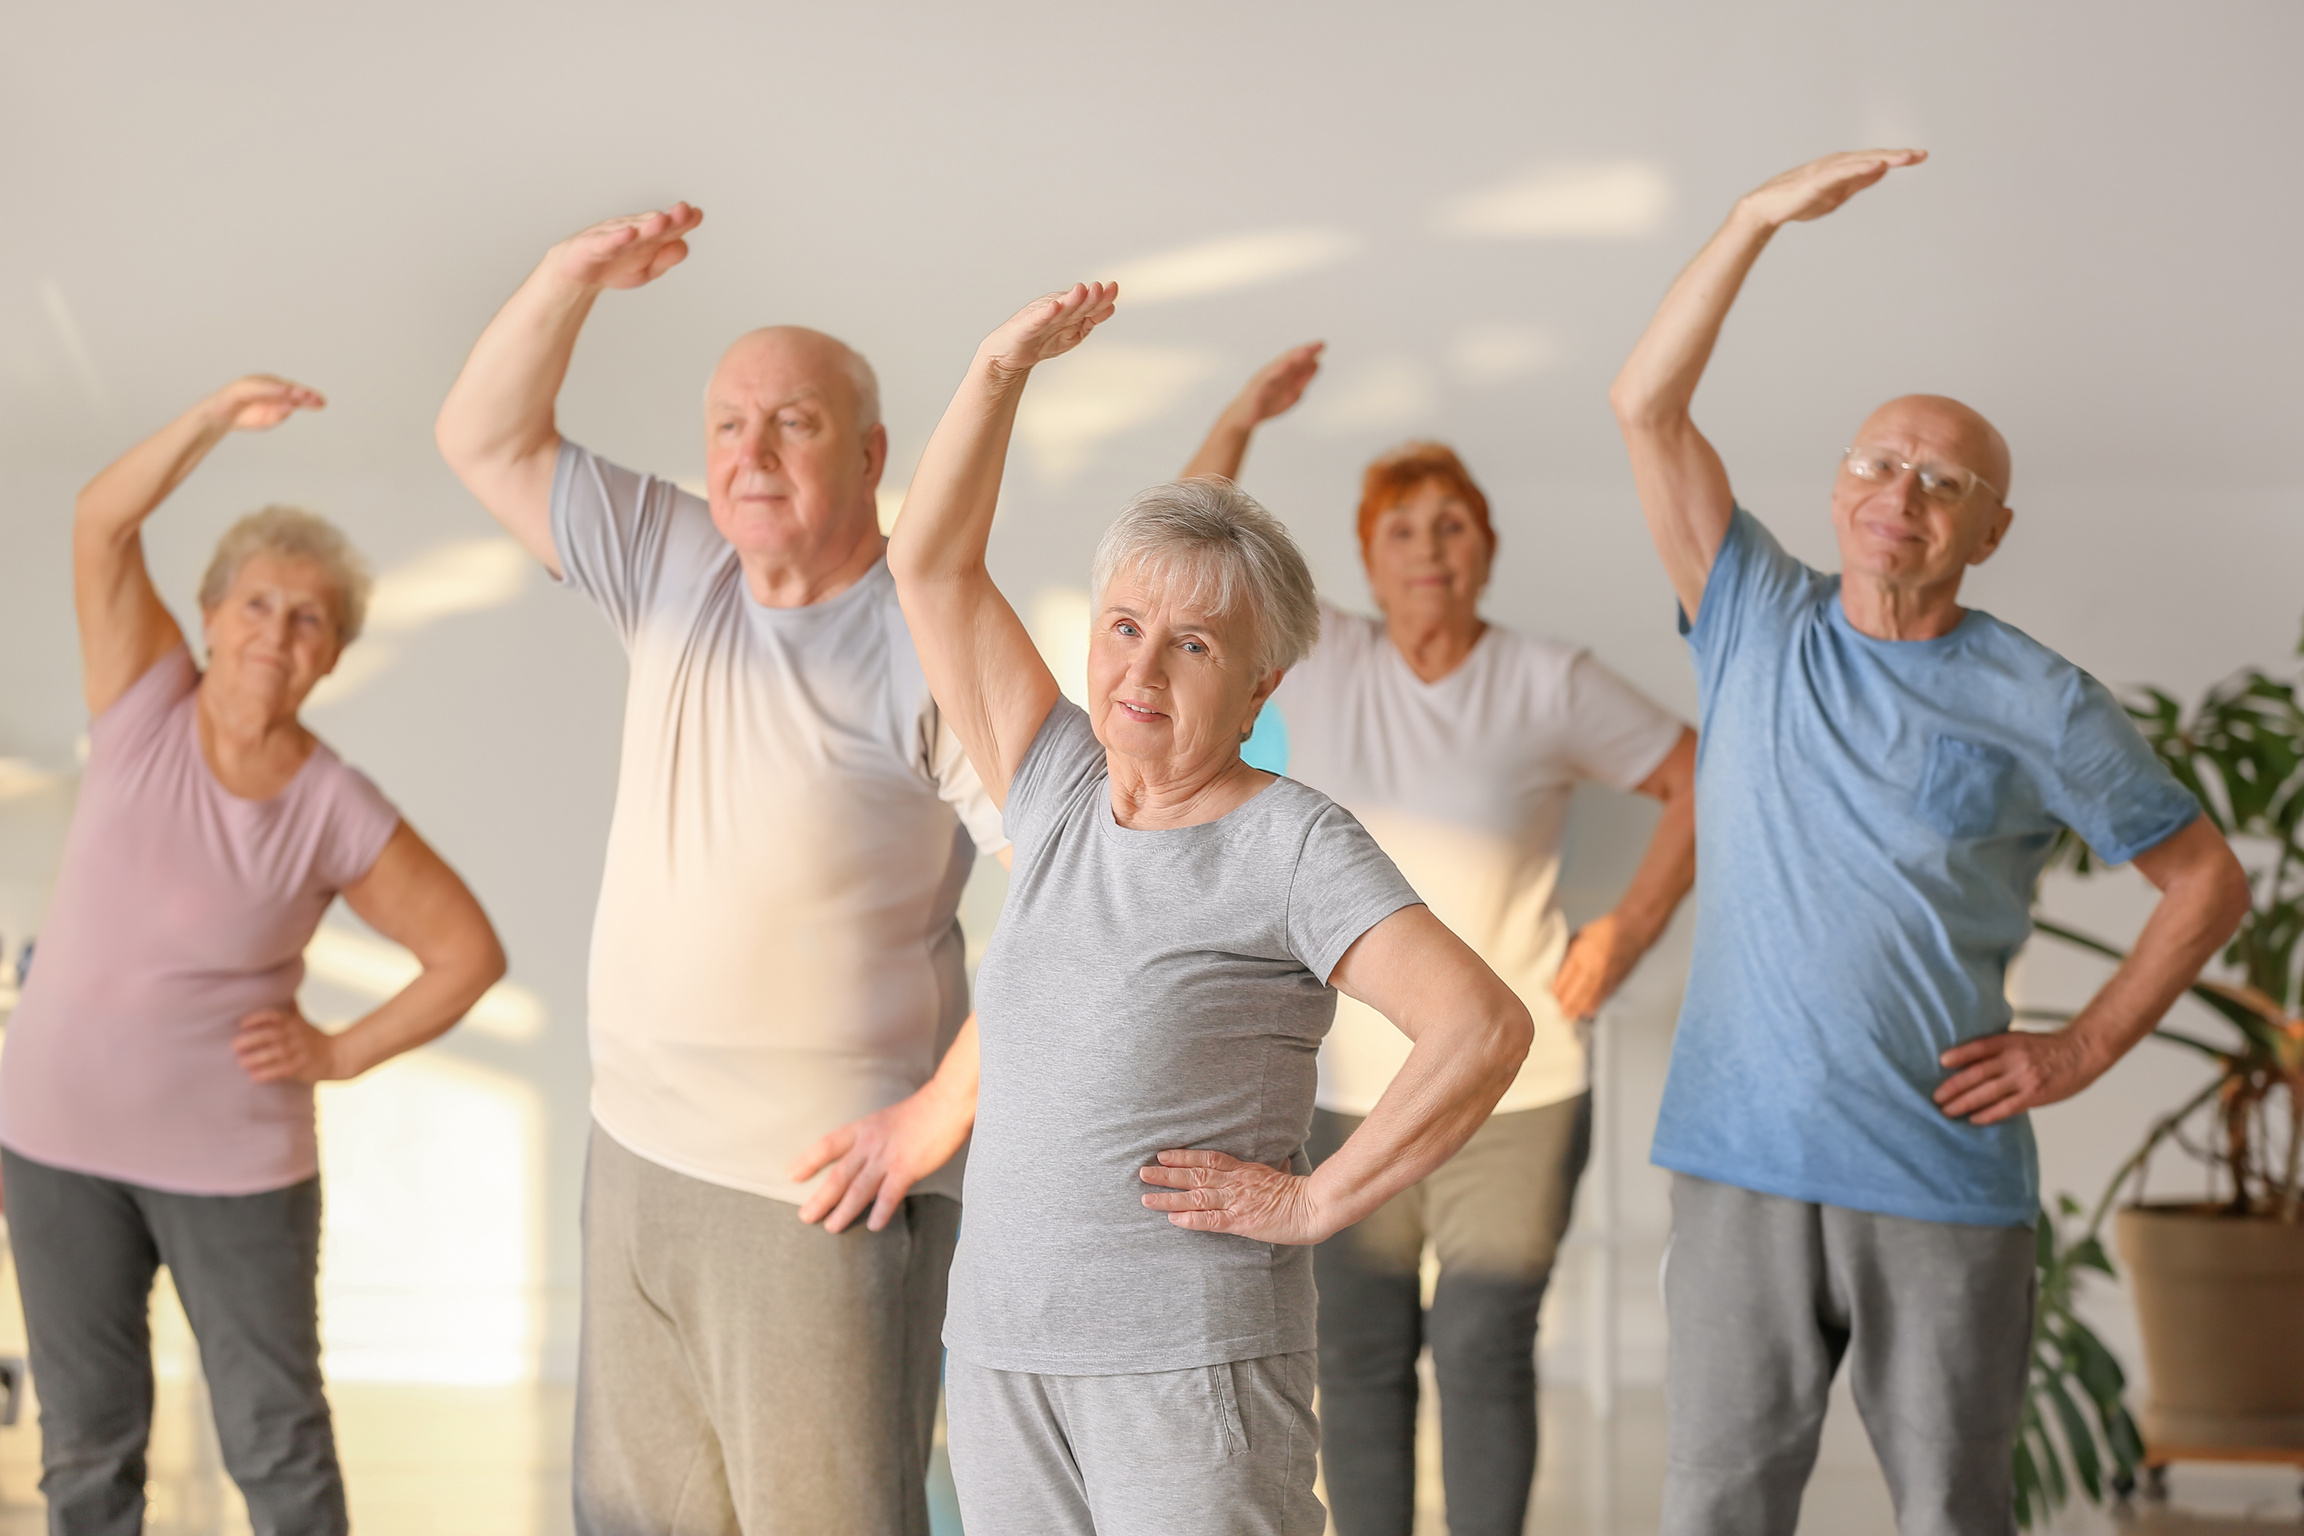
886, 282, 1118, 807
1181, 342, 1323, 483
434, 203, 703, 573
1609, 150, 1925, 625
74, 377, 326, 715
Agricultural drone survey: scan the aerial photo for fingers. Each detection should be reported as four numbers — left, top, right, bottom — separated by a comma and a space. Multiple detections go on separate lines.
799, 1158, 858, 1225
789, 1126, 856, 1185
819, 1167, 882, 1235
1937, 1037, 2004, 1069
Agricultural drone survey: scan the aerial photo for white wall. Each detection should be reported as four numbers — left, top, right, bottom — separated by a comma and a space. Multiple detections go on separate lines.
3, 0, 2299, 1383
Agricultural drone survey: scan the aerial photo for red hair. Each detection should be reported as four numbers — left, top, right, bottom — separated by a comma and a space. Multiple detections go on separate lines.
1355, 442, 1496, 562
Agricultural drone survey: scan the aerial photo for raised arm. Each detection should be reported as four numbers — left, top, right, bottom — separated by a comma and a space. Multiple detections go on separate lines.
887, 283, 1118, 805
434, 203, 703, 572
1609, 150, 1925, 623
1935, 815, 2250, 1126
1181, 342, 1323, 482
74, 377, 326, 715
233, 823, 508, 1086
1139, 904, 1533, 1243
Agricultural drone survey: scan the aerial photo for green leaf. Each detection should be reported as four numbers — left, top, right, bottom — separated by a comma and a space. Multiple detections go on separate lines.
2035, 1421, 2070, 1509
2014, 1433, 2041, 1529
2044, 1371, 2104, 1501
2071, 1327, 2130, 1401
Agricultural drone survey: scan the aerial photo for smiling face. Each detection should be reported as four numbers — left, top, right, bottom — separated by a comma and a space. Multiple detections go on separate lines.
1830, 395, 2015, 593
200, 551, 345, 719
1088, 563, 1281, 774
1363, 478, 1493, 625
703, 327, 886, 569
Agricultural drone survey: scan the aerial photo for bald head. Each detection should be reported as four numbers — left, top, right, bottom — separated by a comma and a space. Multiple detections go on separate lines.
709, 325, 881, 433
1856, 394, 2012, 501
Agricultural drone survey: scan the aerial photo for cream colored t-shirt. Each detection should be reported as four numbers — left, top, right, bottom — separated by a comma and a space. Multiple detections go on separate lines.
1275, 605, 1684, 1115
553, 443, 1006, 1204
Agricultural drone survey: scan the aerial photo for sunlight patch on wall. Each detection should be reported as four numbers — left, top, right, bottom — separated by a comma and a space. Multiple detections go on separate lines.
304, 923, 547, 1042
877, 484, 906, 534
1302, 357, 1440, 435
1103, 227, 1358, 305
1448, 324, 1563, 386
316, 1052, 542, 1384
1028, 587, 1092, 707
306, 537, 532, 708
1435, 161, 1672, 240
1015, 346, 1218, 482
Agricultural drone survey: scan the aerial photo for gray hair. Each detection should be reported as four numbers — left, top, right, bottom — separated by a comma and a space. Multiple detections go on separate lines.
198, 506, 372, 643
1089, 479, 1320, 676
845, 347, 882, 432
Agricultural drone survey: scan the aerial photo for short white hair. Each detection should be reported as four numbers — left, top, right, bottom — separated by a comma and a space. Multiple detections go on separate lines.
198, 506, 372, 642
844, 347, 882, 431
1089, 479, 1320, 676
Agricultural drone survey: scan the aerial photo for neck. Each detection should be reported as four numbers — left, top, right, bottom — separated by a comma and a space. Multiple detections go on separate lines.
740, 523, 887, 609
196, 674, 312, 791
1384, 604, 1485, 683
1105, 746, 1268, 830
1838, 570, 1967, 641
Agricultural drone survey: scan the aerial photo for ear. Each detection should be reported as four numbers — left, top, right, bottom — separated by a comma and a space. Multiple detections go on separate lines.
861, 421, 889, 488
1967, 503, 2015, 567
1241, 668, 1286, 739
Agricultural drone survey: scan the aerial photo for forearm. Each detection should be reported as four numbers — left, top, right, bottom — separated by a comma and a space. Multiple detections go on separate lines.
76, 402, 233, 543
1182, 408, 1255, 482
436, 258, 597, 471
1309, 1006, 1527, 1231
889, 352, 1028, 586
1610, 789, 1697, 952
919, 1014, 981, 1125
327, 945, 505, 1079
1610, 202, 1774, 427
2065, 872, 2248, 1075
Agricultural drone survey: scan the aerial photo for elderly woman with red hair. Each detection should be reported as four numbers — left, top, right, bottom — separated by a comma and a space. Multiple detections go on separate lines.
1185, 348, 1698, 1536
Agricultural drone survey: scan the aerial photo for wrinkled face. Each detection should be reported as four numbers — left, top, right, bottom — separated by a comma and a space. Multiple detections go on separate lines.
704, 329, 885, 565
1088, 565, 1280, 772
1364, 479, 1492, 621
1829, 396, 2014, 592
200, 551, 344, 714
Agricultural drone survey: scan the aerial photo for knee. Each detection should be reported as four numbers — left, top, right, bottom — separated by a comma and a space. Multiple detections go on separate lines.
1427, 1273, 1545, 1389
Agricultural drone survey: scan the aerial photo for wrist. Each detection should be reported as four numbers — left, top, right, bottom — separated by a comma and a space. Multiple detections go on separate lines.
1725, 196, 1784, 239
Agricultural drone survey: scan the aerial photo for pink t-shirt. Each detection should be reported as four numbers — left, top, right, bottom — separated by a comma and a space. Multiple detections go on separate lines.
0, 647, 399, 1195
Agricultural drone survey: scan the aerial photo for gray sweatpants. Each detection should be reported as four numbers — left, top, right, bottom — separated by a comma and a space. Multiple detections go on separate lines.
1661, 1173, 2036, 1536
0, 1146, 347, 1536
946, 1351, 1324, 1535
575, 1123, 960, 1536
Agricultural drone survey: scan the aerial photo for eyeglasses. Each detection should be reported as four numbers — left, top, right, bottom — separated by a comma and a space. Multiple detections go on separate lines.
1841, 445, 2002, 506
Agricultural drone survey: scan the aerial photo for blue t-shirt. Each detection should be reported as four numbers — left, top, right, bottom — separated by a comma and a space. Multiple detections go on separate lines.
1652, 509, 2199, 1227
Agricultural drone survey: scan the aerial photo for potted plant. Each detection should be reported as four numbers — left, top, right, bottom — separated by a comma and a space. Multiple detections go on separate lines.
2014, 632, 2304, 1527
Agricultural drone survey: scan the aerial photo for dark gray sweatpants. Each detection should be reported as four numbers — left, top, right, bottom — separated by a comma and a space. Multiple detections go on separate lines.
0, 1146, 347, 1536
1661, 1173, 2036, 1536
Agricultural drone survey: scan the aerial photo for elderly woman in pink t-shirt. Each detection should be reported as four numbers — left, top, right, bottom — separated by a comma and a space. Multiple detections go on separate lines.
0, 376, 507, 1535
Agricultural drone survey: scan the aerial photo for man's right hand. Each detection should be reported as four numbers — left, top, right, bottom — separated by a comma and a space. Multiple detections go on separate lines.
1733, 149, 1927, 232
546, 203, 704, 293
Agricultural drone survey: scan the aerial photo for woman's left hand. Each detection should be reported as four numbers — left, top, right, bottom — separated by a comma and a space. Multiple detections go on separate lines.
1551, 913, 1642, 1021
1139, 1149, 1332, 1244
233, 1006, 346, 1084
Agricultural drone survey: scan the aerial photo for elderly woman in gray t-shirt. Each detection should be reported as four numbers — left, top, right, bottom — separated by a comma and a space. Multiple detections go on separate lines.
889, 282, 1533, 1536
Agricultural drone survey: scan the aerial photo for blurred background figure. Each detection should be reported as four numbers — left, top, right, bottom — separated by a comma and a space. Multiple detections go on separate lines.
1187, 354, 1697, 1536
0, 376, 506, 1536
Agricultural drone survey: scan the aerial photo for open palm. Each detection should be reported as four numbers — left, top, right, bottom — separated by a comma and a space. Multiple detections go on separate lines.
209, 375, 326, 433
1743, 148, 1926, 227
554, 203, 704, 291
983, 282, 1119, 377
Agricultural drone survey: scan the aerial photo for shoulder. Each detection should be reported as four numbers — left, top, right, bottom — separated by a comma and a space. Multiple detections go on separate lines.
87, 645, 198, 758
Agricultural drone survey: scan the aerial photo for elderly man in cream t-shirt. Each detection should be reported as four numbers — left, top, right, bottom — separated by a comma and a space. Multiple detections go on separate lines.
438, 203, 1003, 1536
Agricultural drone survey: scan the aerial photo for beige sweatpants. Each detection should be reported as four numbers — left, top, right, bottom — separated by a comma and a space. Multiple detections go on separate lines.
573, 1122, 960, 1536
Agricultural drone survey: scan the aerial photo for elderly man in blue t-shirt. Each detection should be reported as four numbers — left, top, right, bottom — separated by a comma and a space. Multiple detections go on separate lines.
1609, 149, 2252, 1536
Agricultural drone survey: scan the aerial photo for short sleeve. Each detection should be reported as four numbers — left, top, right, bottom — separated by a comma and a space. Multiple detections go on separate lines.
314, 763, 403, 891
2043, 670, 2201, 866
1285, 803, 1423, 983
1682, 508, 1828, 698
1562, 652, 1687, 791
1001, 700, 1107, 853
928, 708, 1010, 857
87, 645, 197, 759
550, 441, 717, 644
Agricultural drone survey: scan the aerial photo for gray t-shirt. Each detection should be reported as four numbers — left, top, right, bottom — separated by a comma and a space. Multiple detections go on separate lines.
945, 701, 1422, 1375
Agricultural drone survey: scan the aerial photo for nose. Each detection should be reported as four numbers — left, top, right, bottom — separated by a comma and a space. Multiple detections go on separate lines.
732, 420, 779, 471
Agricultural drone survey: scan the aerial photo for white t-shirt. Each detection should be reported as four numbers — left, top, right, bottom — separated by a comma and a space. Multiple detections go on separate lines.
552, 443, 1006, 1204
1275, 605, 1684, 1116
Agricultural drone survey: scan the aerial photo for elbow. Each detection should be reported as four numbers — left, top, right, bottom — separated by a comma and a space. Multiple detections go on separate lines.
2212, 855, 2254, 944
1609, 375, 1677, 436
1487, 996, 1536, 1088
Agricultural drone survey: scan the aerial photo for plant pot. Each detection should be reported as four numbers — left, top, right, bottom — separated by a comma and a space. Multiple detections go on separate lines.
2115, 1204, 2304, 1450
